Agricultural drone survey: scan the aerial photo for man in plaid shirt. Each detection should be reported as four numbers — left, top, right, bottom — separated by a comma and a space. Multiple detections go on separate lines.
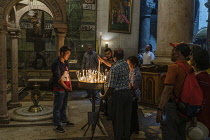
101, 48, 132, 140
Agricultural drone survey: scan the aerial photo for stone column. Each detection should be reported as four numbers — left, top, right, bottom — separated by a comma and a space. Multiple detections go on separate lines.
139, 0, 155, 53
205, 0, 210, 57
53, 23, 67, 57
8, 29, 22, 108
0, 25, 10, 124
56, 32, 66, 56
153, 0, 194, 65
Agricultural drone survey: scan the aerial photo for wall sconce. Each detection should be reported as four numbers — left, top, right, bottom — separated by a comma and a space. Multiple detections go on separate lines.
105, 42, 108, 48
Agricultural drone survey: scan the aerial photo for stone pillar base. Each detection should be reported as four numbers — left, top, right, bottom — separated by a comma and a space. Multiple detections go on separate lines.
152, 56, 173, 66
0, 116, 10, 124
8, 102, 22, 109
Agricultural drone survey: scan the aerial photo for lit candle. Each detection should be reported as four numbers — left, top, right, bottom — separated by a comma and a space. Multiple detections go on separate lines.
99, 32, 102, 55
99, 45, 101, 56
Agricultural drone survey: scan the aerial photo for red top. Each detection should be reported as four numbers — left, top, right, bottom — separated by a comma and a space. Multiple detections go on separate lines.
54, 66, 71, 91
196, 71, 210, 136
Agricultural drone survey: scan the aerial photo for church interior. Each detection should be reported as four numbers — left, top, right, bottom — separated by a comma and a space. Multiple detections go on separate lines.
0, 0, 210, 139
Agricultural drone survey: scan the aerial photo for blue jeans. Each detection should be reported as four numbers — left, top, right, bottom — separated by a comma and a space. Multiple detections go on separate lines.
53, 91, 68, 126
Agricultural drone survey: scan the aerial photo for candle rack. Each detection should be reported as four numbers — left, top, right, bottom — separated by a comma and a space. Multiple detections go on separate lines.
76, 70, 106, 83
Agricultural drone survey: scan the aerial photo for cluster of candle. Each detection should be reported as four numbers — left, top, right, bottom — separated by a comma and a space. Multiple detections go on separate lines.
76, 70, 107, 83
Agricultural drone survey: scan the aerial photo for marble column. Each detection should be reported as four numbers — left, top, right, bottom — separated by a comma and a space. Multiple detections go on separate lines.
56, 32, 66, 57
139, 0, 155, 53
8, 29, 22, 109
0, 28, 10, 124
53, 24, 67, 57
205, 0, 210, 57
153, 0, 194, 65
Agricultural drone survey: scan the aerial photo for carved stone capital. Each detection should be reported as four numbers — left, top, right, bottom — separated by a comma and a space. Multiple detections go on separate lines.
55, 32, 66, 38
8, 28, 21, 39
54, 28, 67, 34
53, 23, 68, 33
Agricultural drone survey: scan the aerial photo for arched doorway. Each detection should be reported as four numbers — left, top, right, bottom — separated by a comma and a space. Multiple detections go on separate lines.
0, 0, 67, 124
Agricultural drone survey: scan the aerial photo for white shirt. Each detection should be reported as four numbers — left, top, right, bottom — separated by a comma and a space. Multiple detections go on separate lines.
143, 51, 155, 64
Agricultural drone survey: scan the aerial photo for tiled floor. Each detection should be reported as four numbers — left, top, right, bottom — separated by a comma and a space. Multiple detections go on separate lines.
1, 89, 162, 140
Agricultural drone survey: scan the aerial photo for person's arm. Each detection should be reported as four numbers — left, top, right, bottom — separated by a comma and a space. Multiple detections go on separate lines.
158, 85, 174, 109
156, 85, 174, 123
58, 79, 71, 91
101, 66, 116, 99
131, 71, 141, 89
95, 53, 99, 67
98, 55, 113, 67
52, 63, 71, 91
69, 74, 72, 91
100, 87, 114, 99
151, 52, 155, 61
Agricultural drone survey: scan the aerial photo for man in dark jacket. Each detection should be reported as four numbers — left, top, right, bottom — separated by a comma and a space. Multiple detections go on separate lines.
51, 46, 74, 133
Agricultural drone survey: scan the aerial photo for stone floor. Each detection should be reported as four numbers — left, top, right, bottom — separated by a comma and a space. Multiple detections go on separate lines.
0, 89, 162, 140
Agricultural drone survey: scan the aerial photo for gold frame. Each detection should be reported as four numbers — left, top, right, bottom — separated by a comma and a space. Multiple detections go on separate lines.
108, 0, 133, 34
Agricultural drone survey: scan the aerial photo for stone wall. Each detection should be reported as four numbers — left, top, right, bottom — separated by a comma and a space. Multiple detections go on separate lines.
97, 0, 140, 58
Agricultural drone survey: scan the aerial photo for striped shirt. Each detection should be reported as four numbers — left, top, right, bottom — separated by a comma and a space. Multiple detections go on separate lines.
108, 59, 130, 91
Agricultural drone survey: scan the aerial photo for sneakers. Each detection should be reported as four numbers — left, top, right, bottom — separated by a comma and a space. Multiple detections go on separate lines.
62, 121, 74, 127
53, 125, 65, 133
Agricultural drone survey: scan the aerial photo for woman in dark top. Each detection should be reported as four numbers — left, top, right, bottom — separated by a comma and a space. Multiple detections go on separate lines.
127, 56, 141, 134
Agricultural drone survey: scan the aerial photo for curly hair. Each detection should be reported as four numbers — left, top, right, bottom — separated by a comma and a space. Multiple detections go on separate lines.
192, 48, 210, 70
126, 56, 139, 67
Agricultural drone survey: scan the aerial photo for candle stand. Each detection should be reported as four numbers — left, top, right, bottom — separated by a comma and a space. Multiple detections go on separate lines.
78, 82, 106, 137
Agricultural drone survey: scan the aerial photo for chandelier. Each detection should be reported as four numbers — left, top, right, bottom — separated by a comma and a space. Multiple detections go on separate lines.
27, 0, 39, 23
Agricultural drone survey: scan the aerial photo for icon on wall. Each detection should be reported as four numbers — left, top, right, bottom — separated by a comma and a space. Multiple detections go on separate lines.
108, 0, 133, 34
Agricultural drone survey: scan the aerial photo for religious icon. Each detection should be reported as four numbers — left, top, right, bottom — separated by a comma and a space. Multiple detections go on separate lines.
108, 0, 132, 33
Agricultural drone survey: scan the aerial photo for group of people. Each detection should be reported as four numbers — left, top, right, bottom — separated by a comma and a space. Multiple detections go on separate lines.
50, 45, 142, 139
50, 43, 210, 140
81, 44, 142, 139
156, 43, 210, 140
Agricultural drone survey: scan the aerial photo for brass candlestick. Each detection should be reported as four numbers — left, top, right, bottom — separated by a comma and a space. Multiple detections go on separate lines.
28, 84, 43, 112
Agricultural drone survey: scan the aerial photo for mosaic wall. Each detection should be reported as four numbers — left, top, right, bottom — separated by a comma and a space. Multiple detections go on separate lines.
7, 0, 97, 70
65, 0, 97, 70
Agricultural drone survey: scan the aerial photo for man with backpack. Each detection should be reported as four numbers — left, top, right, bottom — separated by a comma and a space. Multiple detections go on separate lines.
156, 43, 193, 140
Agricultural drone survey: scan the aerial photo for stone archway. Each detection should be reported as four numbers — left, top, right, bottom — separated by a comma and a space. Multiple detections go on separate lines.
16, 6, 53, 26
1, 0, 67, 49
0, 0, 67, 124
1, 0, 65, 23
